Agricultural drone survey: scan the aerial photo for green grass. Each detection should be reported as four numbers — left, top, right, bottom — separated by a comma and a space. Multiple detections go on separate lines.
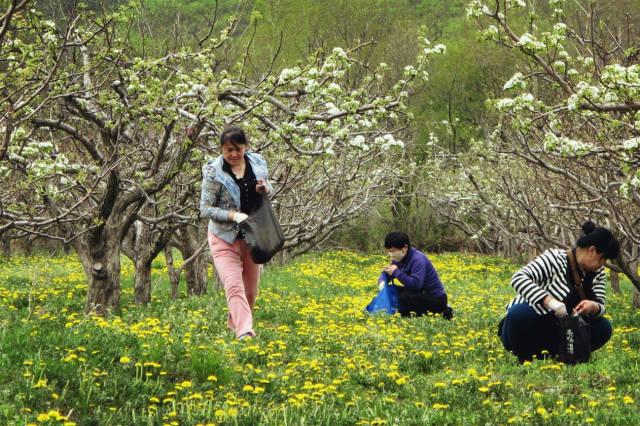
0, 251, 639, 425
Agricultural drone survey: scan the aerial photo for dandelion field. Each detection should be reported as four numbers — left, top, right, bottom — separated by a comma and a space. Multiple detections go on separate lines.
1, 251, 639, 425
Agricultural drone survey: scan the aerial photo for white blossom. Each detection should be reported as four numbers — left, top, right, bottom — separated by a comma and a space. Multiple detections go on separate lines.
423, 44, 446, 55
543, 132, 593, 156
516, 33, 547, 53
326, 83, 342, 94
278, 67, 300, 84
465, 0, 485, 18
479, 25, 499, 41
622, 137, 640, 150
331, 47, 348, 60
503, 72, 526, 91
553, 22, 568, 34
349, 135, 368, 150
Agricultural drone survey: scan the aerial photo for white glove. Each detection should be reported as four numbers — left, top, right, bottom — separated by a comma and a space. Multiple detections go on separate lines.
378, 280, 385, 291
545, 297, 567, 318
233, 212, 249, 224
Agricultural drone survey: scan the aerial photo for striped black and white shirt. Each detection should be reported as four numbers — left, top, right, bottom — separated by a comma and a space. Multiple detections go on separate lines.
506, 249, 607, 317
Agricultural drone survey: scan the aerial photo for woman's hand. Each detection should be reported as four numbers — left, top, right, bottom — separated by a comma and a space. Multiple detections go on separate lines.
544, 296, 567, 317
383, 264, 398, 275
256, 179, 269, 194
232, 212, 248, 223
573, 300, 600, 317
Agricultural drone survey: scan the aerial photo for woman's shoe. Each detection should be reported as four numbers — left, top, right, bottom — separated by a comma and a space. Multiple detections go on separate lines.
238, 332, 255, 340
442, 305, 454, 320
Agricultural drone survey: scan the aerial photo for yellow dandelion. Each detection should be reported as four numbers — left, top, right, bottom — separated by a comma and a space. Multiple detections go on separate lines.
536, 407, 549, 417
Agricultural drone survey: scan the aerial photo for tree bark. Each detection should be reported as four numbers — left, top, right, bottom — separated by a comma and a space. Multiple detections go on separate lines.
1, 234, 10, 259
179, 226, 208, 296
628, 245, 640, 308
134, 258, 153, 305
80, 228, 121, 316
633, 287, 640, 310
78, 171, 128, 315
165, 245, 181, 299
24, 235, 33, 256
134, 220, 154, 305
610, 269, 621, 294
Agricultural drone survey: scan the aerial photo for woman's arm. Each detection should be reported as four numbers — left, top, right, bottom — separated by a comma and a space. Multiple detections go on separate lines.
590, 269, 607, 317
390, 261, 427, 291
511, 250, 557, 306
199, 168, 234, 222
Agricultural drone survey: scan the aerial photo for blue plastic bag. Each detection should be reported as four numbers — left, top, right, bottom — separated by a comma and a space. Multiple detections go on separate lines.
365, 273, 399, 314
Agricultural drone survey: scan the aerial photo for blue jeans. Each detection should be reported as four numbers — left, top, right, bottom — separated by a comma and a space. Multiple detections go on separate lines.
500, 303, 612, 362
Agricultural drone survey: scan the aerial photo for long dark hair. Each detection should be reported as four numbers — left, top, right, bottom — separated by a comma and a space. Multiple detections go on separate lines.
220, 126, 248, 146
576, 221, 619, 259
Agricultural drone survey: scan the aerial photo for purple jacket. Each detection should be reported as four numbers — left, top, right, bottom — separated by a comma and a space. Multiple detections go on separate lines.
387, 247, 446, 297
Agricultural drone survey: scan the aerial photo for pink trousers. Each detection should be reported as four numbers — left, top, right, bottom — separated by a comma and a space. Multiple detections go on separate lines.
208, 232, 260, 337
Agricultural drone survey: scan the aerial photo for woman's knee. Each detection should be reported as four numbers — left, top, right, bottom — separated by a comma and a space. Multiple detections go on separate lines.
224, 281, 247, 299
504, 304, 539, 329
398, 291, 412, 305
590, 317, 612, 350
501, 304, 551, 352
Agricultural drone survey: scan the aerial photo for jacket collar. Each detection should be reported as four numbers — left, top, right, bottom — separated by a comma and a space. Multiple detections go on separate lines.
392, 246, 414, 266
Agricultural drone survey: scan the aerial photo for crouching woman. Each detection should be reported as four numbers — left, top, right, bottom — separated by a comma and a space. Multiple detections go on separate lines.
500, 221, 619, 363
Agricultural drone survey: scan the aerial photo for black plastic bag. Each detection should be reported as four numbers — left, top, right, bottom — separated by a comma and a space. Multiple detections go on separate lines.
558, 315, 591, 364
239, 194, 285, 264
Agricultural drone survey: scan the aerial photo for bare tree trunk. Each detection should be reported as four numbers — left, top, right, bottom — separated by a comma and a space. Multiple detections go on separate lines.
189, 257, 208, 295
134, 220, 153, 305
134, 258, 153, 304
633, 287, 640, 310
165, 245, 180, 299
1, 234, 10, 259
179, 226, 208, 296
80, 230, 121, 316
24, 235, 34, 256
610, 269, 621, 294
630, 245, 640, 308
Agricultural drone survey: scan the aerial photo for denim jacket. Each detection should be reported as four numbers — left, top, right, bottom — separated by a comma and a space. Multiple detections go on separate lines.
199, 152, 272, 244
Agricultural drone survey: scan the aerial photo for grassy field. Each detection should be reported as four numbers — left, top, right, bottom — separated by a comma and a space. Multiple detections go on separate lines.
1, 250, 639, 425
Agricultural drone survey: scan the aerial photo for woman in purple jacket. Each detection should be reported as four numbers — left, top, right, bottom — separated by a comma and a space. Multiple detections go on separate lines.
383, 231, 453, 319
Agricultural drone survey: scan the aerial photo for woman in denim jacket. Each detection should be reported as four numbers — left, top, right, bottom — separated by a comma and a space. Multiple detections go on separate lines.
200, 126, 272, 339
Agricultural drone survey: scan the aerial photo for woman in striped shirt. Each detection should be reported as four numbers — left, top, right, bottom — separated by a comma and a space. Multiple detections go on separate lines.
500, 221, 620, 363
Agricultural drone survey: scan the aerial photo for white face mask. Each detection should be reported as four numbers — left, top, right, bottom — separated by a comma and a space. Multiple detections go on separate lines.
388, 249, 406, 262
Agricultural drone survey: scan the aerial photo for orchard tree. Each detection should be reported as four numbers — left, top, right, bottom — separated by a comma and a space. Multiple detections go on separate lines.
0, 2, 445, 313
456, 0, 640, 287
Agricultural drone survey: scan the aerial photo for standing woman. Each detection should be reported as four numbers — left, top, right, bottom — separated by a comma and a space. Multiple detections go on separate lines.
200, 126, 272, 339
500, 221, 619, 363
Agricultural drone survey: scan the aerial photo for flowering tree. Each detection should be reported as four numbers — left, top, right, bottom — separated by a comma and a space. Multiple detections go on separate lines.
0, 3, 444, 312
454, 0, 640, 288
